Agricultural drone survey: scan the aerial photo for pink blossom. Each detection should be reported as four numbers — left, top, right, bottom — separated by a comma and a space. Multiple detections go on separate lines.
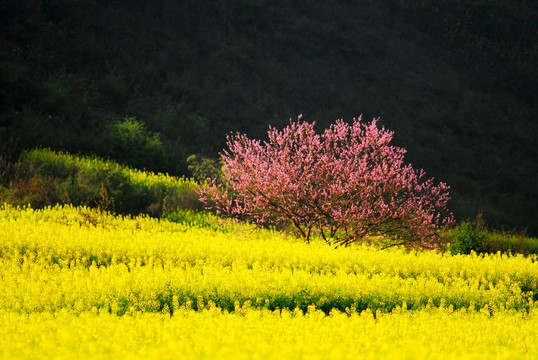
197, 116, 454, 249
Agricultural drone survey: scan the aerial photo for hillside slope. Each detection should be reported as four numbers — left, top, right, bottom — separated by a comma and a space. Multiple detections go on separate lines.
1, 0, 537, 233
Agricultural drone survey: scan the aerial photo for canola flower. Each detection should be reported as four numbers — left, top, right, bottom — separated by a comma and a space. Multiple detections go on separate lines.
1, 204, 537, 314
0, 204, 537, 359
1, 308, 537, 360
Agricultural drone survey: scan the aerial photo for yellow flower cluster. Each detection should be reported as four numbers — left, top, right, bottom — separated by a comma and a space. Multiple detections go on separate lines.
1, 204, 536, 314
1, 204, 537, 359
1, 307, 537, 359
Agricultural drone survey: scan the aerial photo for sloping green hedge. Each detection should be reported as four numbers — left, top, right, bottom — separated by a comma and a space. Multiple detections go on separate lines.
0, 148, 202, 216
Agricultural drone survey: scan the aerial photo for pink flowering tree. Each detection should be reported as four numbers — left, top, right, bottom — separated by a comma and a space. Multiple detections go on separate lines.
198, 116, 454, 249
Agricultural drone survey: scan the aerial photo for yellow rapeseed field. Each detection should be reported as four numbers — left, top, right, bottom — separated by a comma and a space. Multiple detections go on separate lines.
1, 204, 537, 359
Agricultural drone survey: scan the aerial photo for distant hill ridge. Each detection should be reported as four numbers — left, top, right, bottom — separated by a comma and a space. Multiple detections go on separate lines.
1, 0, 536, 233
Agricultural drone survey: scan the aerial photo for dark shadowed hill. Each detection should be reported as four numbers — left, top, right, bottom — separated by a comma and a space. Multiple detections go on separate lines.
1, 0, 537, 233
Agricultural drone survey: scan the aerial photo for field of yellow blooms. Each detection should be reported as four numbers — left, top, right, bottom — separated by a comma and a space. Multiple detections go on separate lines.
1, 204, 537, 359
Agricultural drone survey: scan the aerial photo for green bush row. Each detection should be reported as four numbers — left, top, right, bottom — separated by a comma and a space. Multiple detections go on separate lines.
0, 148, 202, 216
448, 213, 538, 256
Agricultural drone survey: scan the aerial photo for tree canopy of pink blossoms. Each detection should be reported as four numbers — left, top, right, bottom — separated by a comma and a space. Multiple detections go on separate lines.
198, 115, 454, 249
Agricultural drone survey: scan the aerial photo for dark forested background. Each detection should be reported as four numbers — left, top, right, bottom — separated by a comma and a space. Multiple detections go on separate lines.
1, 0, 537, 233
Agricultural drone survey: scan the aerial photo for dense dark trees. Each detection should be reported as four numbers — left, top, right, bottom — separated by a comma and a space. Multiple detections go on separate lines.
0, 0, 536, 234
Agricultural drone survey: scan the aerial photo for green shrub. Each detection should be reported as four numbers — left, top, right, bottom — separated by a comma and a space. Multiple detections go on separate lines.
106, 117, 168, 172
525, 237, 538, 255
2, 148, 202, 216
449, 213, 538, 256
187, 154, 222, 183
449, 215, 487, 255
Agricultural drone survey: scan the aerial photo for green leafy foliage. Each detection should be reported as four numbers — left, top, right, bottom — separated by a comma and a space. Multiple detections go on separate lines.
449, 220, 487, 255
449, 213, 538, 255
105, 117, 167, 172
0, 149, 201, 216
186, 154, 222, 184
